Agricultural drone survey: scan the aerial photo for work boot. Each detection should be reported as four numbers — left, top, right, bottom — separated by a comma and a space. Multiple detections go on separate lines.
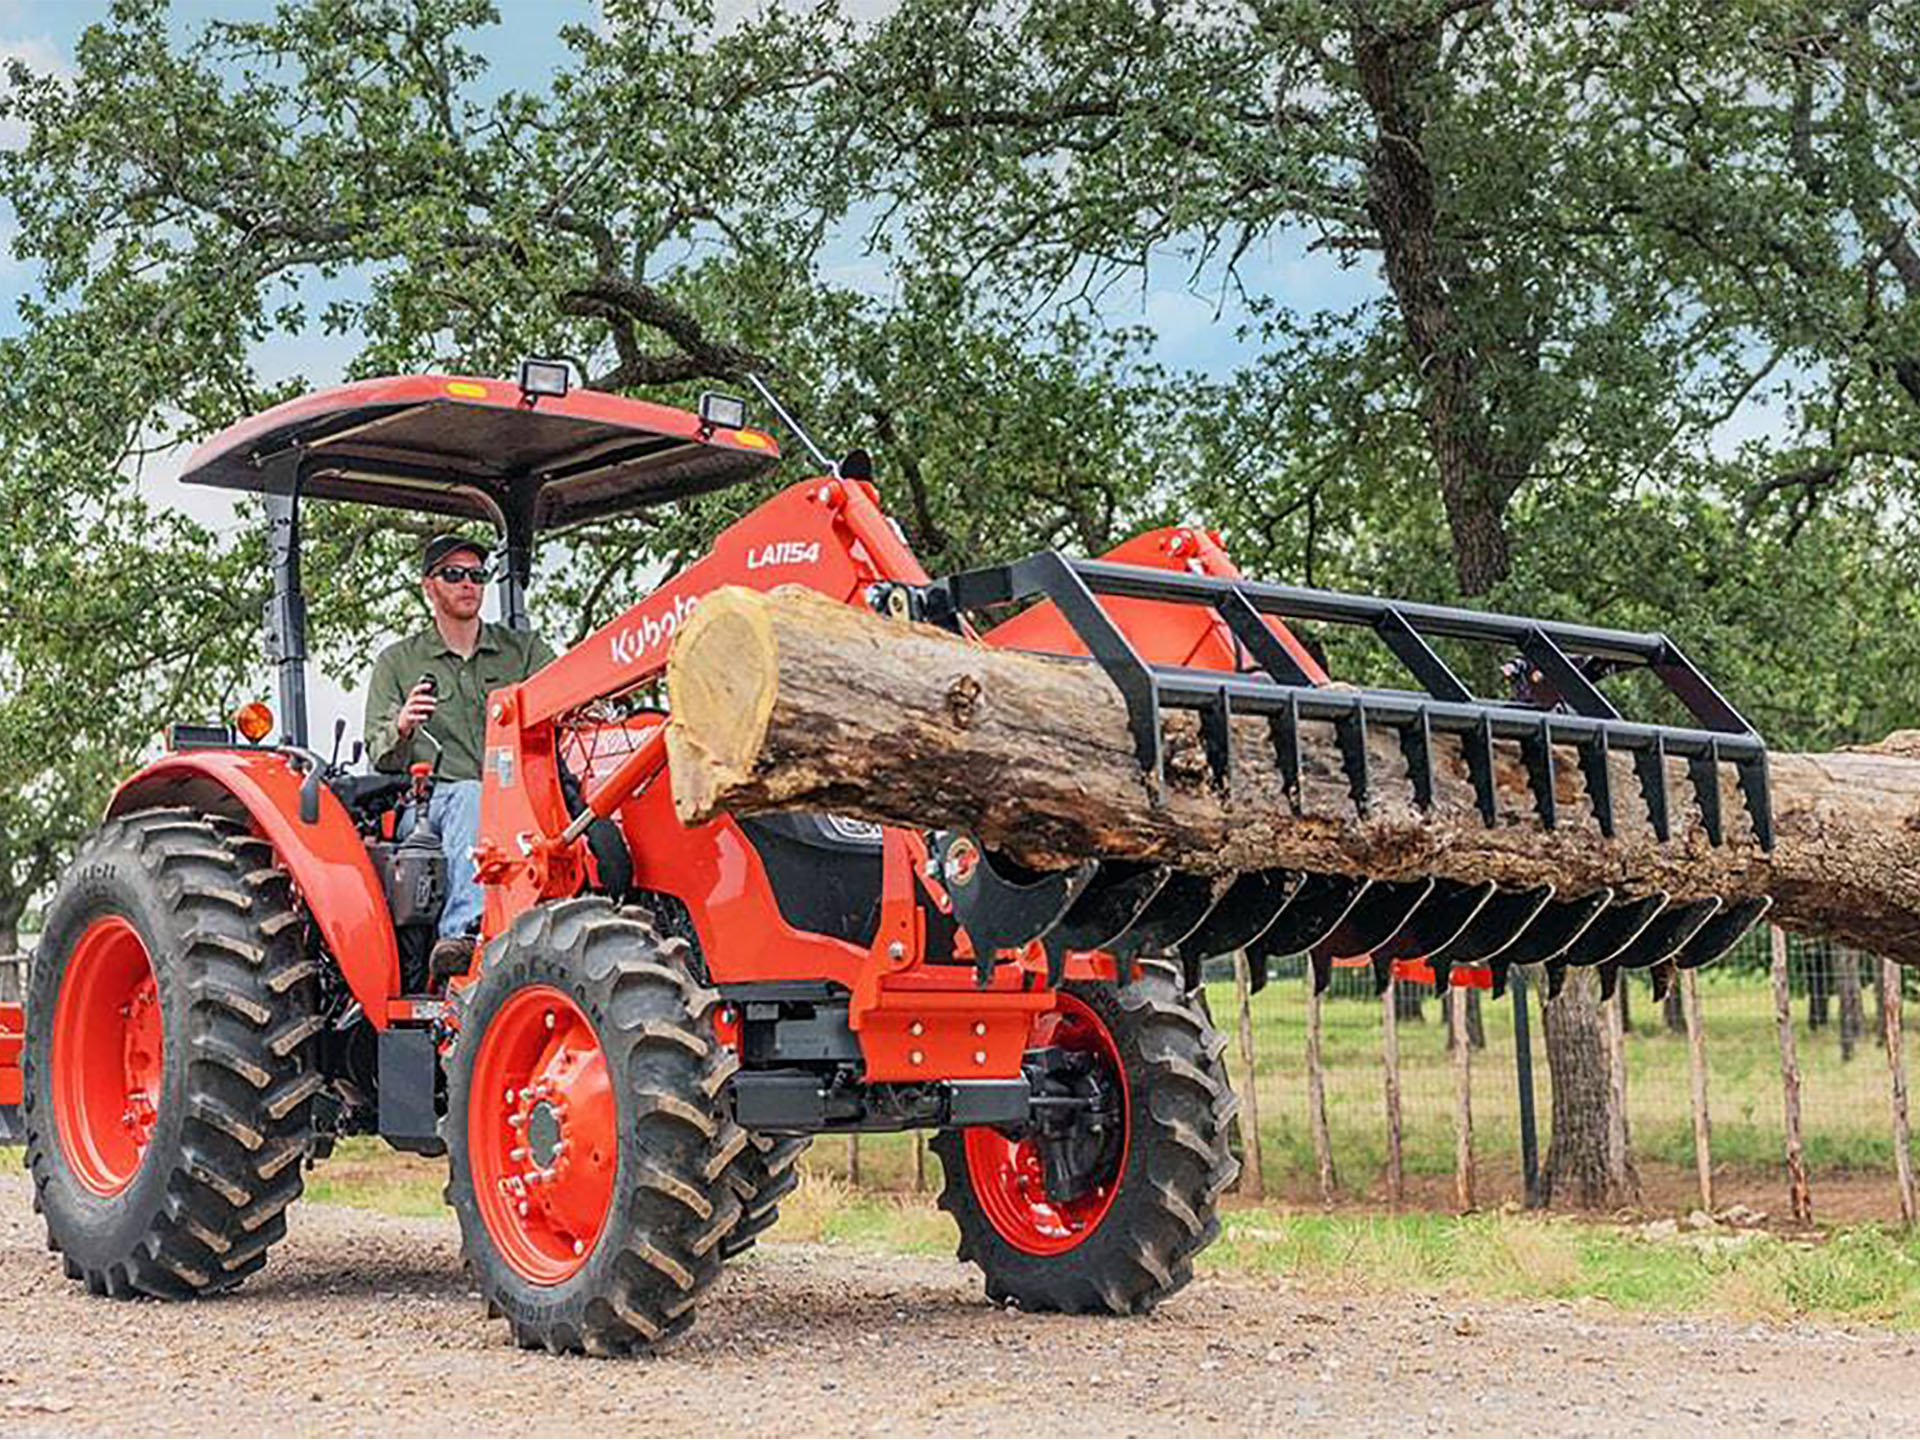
430, 936, 476, 983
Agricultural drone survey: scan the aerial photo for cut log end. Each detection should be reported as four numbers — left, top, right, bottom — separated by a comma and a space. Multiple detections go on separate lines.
665, 587, 781, 823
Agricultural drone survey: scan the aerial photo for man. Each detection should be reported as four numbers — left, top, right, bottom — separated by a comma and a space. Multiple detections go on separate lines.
365, 534, 556, 979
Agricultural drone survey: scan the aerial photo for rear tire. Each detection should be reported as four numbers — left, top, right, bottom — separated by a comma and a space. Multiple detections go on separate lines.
721, 1133, 811, 1260
932, 959, 1238, 1314
445, 898, 746, 1355
24, 807, 321, 1298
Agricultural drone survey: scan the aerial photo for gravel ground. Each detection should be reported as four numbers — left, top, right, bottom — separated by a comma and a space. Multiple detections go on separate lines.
2, 1171, 1917, 1437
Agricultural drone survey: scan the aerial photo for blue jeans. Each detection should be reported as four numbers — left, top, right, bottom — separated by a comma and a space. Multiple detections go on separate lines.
401, 779, 483, 941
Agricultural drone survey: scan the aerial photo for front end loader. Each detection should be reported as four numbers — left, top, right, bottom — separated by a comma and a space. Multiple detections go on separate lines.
0, 368, 1772, 1352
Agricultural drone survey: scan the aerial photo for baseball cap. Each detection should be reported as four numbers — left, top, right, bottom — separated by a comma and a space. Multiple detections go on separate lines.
421, 533, 493, 575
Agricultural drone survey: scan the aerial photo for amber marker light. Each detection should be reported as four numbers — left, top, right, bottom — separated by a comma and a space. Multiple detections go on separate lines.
234, 702, 275, 744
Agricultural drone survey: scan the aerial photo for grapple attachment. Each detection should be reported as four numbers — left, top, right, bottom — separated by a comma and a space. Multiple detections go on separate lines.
927, 549, 1774, 994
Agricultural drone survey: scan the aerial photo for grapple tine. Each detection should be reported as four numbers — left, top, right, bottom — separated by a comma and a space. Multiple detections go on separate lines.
1578, 731, 1615, 839
1598, 960, 1621, 1002
1558, 892, 1670, 967
1373, 880, 1497, 964
1500, 888, 1614, 965
1489, 959, 1510, 1000
1467, 713, 1498, 826
1688, 743, 1725, 846
1546, 958, 1569, 999
1336, 705, 1372, 814
1649, 958, 1677, 1004
1675, 895, 1773, 970
1114, 872, 1223, 960
1309, 879, 1435, 969
1251, 873, 1371, 962
1634, 734, 1671, 842
1520, 715, 1557, 829
1610, 897, 1720, 970
1398, 707, 1436, 812
1309, 948, 1333, 996
1180, 869, 1303, 961
1427, 884, 1555, 966
1046, 861, 1172, 957
1739, 754, 1774, 851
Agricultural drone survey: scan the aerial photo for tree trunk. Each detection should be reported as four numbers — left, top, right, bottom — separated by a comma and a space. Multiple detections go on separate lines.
1837, 946, 1866, 1062
1394, 983, 1425, 1024
1663, 980, 1687, 1035
1540, 969, 1637, 1209
665, 586, 1920, 960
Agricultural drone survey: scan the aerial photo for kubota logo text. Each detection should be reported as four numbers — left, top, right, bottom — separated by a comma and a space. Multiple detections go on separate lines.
609, 592, 700, 667
746, 540, 820, 569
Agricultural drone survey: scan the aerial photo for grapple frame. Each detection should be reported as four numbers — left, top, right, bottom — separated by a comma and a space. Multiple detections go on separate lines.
928, 551, 1775, 1002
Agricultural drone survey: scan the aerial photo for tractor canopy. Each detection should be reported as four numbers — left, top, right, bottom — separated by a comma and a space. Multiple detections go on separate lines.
180, 372, 783, 531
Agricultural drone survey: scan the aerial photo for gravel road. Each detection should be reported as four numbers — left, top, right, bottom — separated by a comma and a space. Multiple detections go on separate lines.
2, 1170, 1916, 1437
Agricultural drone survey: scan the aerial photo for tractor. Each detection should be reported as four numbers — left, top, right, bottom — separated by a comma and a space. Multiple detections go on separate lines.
0, 364, 1773, 1354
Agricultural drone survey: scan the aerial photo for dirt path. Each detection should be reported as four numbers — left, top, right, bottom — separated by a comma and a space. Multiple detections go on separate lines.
1, 1172, 1916, 1437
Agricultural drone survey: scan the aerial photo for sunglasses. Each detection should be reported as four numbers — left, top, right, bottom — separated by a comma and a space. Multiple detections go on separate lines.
432, 564, 491, 585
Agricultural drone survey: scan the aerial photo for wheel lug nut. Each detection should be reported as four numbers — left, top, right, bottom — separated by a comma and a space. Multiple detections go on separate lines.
518, 1201, 529, 1217
545, 1011, 556, 1030
573, 1239, 585, 1257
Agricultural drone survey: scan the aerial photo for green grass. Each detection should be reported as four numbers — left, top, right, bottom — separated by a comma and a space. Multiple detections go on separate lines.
1201, 967, 1911, 1195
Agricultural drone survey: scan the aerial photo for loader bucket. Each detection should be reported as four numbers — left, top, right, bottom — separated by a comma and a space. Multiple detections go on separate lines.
928, 549, 1774, 990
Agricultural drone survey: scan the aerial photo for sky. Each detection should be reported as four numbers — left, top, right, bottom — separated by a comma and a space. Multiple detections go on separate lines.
0, 0, 1391, 752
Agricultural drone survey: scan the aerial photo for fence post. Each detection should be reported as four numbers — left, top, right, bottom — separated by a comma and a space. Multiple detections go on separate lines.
846, 1133, 861, 1188
1231, 949, 1265, 1201
1771, 924, 1813, 1224
1883, 956, 1915, 1227
913, 1132, 927, 1194
1307, 978, 1336, 1205
1604, 977, 1632, 1185
1382, 973, 1405, 1208
1449, 983, 1475, 1212
1681, 968, 1713, 1214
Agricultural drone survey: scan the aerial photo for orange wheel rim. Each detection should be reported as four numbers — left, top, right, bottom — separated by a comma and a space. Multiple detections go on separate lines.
964, 994, 1129, 1255
469, 986, 617, 1284
52, 916, 163, 1197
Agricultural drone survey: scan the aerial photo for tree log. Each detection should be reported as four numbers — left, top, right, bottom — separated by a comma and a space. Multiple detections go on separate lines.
665, 585, 1920, 956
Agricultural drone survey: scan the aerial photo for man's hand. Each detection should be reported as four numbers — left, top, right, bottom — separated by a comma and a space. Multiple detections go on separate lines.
396, 680, 437, 739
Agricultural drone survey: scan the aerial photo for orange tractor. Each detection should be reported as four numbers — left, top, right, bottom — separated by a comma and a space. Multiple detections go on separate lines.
0, 366, 1772, 1353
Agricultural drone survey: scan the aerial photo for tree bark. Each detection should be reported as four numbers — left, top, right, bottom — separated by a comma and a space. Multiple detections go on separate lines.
1837, 945, 1866, 1062
665, 586, 1920, 959
1540, 969, 1636, 1208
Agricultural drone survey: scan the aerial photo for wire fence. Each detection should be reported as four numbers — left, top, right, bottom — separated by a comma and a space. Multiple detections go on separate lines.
808, 928, 1920, 1223
8, 931, 1915, 1222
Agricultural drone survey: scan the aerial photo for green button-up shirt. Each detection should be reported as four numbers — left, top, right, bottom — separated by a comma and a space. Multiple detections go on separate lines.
364, 622, 557, 782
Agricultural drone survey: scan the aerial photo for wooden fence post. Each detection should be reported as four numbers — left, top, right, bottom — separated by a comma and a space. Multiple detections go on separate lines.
913, 1132, 927, 1194
1883, 956, 1915, 1227
1382, 974, 1405, 1207
846, 1134, 861, 1188
1231, 950, 1265, 1200
1604, 978, 1633, 1186
1771, 924, 1813, 1224
1449, 983, 1475, 1213
1307, 978, 1337, 1205
1681, 969, 1714, 1214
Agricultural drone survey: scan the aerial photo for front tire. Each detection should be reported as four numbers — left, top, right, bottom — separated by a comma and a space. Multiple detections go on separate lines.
932, 959, 1239, 1314
24, 807, 321, 1298
446, 899, 746, 1355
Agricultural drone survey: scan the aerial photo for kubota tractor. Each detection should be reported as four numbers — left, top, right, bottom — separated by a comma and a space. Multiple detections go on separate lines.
0, 365, 1774, 1354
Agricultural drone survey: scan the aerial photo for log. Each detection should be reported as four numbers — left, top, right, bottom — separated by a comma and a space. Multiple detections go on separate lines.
665, 585, 1920, 956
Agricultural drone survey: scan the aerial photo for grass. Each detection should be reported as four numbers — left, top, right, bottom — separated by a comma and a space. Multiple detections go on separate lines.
1206, 965, 1912, 1194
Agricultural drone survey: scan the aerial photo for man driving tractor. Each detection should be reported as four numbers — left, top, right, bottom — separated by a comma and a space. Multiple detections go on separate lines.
363, 533, 555, 978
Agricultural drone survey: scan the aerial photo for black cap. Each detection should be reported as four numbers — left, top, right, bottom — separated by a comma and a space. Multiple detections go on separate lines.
421, 532, 492, 575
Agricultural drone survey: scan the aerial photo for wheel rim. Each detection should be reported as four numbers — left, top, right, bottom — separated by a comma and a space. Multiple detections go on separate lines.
52, 915, 164, 1197
469, 986, 617, 1284
964, 993, 1129, 1255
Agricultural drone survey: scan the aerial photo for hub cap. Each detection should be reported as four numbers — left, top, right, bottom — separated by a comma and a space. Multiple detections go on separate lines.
964, 994, 1130, 1255
52, 916, 163, 1196
469, 986, 617, 1284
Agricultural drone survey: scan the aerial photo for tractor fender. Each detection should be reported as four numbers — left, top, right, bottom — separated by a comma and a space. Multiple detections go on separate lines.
108, 751, 401, 1026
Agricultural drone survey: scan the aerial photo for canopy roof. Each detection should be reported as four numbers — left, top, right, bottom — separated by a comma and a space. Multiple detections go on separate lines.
180, 373, 782, 531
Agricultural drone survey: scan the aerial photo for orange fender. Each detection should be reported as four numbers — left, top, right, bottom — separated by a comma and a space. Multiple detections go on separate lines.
108, 751, 401, 1027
